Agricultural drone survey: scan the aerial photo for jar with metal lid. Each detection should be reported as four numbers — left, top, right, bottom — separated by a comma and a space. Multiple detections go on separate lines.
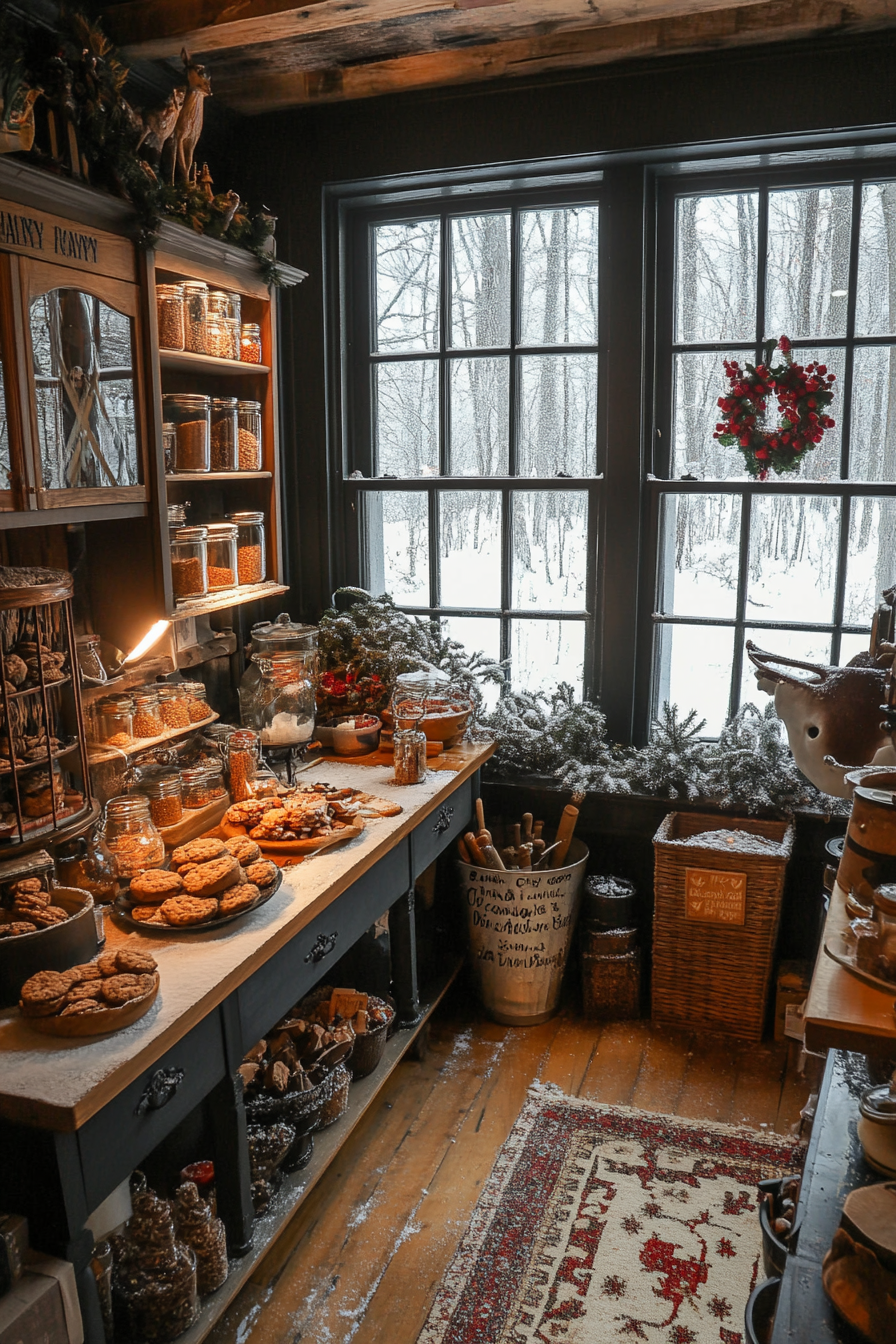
182, 279, 209, 354
157, 685, 191, 730
76, 633, 106, 685
227, 511, 266, 585
162, 422, 177, 474
205, 311, 232, 361
394, 726, 427, 785
201, 758, 226, 799
156, 283, 185, 351
143, 774, 184, 828
244, 652, 316, 747
181, 765, 212, 810
205, 521, 238, 592
227, 728, 261, 801
237, 401, 262, 471
170, 525, 209, 601
240, 322, 262, 364
98, 694, 135, 745
163, 394, 211, 473
238, 614, 317, 722
180, 680, 209, 723
102, 794, 165, 876
132, 690, 164, 739
209, 398, 238, 472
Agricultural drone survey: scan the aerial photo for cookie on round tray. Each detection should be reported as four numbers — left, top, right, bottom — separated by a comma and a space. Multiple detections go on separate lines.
171, 838, 227, 871
181, 855, 240, 897
129, 869, 183, 904
244, 859, 278, 888
225, 836, 261, 866
159, 895, 219, 927
18, 951, 159, 1033
218, 883, 260, 917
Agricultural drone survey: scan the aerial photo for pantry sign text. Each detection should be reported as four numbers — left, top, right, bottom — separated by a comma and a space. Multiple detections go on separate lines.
0, 197, 135, 281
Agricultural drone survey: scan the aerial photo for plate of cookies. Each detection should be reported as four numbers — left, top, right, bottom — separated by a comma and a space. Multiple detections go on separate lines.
113, 836, 283, 934
19, 948, 160, 1037
220, 787, 371, 856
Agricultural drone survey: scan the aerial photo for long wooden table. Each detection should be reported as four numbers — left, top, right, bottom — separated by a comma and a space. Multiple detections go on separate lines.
0, 746, 489, 1344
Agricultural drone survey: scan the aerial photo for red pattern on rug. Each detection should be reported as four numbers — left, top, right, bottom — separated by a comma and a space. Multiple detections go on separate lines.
418, 1085, 804, 1344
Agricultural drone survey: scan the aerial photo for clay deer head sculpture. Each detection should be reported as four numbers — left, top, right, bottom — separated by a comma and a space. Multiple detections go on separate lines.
164, 50, 211, 185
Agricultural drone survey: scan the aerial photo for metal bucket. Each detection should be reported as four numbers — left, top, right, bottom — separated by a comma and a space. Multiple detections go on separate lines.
459, 839, 589, 1025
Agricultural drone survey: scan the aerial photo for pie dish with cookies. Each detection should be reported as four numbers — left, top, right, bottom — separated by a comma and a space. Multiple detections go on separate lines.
19, 950, 160, 1037
113, 845, 282, 934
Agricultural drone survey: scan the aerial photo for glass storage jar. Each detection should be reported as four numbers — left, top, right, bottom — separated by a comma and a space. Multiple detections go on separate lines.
182, 279, 209, 354
170, 525, 209, 601
162, 422, 176, 474
76, 633, 106, 684
157, 685, 191, 730
180, 765, 211, 810
228, 511, 266, 585
227, 728, 261, 801
237, 401, 262, 471
238, 614, 317, 724
143, 774, 184, 829
209, 398, 238, 471
205, 521, 238, 591
56, 828, 120, 904
180, 680, 209, 722
394, 726, 427, 785
156, 283, 185, 351
226, 291, 242, 326
163, 394, 211, 473
201, 758, 226, 800
98, 694, 135, 745
205, 311, 231, 361
103, 795, 165, 876
244, 652, 316, 747
111, 1190, 198, 1342
167, 503, 187, 532
132, 690, 164, 739
240, 322, 262, 364
173, 1182, 227, 1297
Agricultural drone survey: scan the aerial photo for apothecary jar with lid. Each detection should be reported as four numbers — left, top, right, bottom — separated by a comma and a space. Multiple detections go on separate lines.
102, 795, 165, 877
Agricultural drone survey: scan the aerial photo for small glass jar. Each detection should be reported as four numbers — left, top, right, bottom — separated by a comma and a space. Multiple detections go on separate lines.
209, 397, 238, 472
205, 521, 238, 592
226, 292, 242, 327
170, 525, 209, 601
168, 503, 187, 532
240, 322, 262, 364
227, 511, 266, 586
182, 279, 209, 354
111, 1191, 198, 1342
57, 835, 120, 906
132, 690, 164, 740
162, 422, 177, 475
205, 311, 231, 361
157, 685, 191, 730
201, 758, 226, 800
394, 726, 428, 785
76, 633, 106, 684
163, 394, 211, 474
181, 765, 212, 810
173, 1182, 228, 1297
237, 401, 262, 471
98, 694, 135, 745
103, 795, 165, 876
156, 283, 185, 351
143, 774, 184, 828
180, 680, 209, 723
227, 728, 261, 802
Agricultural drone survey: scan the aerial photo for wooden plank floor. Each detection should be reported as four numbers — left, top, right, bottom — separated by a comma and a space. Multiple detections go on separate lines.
208, 985, 820, 1344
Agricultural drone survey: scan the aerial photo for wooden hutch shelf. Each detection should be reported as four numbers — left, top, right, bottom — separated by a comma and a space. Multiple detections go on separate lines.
172, 581, 289, 620
165, 471, 272, 482
159, 349, 271, 376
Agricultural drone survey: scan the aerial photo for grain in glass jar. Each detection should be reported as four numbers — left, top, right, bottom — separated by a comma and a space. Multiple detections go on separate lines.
240, 321, 262, 364
162, 422, 176, 474
181, 765, 212, 810
237, 400, 262, 470
205, 521, 238, 591
143, 774, 184, 828
163, 393, 211, 473
182, 279, 209, 354
170, 525, 209, 601
132, 690, 164, 739
227, 728, 261, 801
111, 1190, 198, 1341
157, 684, 191, 730
394, 727, 427, 784
209, 397, 238, 471
156, 283, 185, 351
180, 680, 209, 722
98, 695, 135, 745
206, 311, 231, 361
103, 795, 165, 876
201, 758, 226, 799
227, 511, 266, 585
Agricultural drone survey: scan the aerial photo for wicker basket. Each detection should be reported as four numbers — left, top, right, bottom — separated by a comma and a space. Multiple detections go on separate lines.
652, 811, 794, 1041
348, 997, 395, 1079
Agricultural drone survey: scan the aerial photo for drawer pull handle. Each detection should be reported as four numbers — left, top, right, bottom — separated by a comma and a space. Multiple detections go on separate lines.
134, 1067, 185, 1116
304, 932, 338, 964
432, 805, 454, 836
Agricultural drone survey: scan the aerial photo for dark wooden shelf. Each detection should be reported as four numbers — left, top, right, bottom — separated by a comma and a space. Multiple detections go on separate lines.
160, 350, 270, 376
165, 472, 272, 482
172, 581, 288, 620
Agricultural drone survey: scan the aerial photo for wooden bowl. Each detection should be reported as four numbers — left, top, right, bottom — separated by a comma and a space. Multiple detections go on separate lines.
24, 972, 160, 1038
0, 886, 99, 1009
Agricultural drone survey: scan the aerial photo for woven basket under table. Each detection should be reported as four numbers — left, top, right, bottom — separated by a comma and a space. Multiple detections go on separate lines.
652, 811, 794, 1041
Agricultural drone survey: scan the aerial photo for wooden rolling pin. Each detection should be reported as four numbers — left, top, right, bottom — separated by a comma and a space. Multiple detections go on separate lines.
551, 804, 580, 868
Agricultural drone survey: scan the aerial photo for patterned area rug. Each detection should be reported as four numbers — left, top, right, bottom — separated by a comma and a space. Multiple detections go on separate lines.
418, 1085, 804, 1344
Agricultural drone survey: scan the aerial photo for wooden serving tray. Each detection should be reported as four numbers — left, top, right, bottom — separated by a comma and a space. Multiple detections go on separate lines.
24, 973, 160, 1038
220, 817, 365, 857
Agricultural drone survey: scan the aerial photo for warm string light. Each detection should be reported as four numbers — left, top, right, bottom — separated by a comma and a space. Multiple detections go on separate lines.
122, 620, 171, 665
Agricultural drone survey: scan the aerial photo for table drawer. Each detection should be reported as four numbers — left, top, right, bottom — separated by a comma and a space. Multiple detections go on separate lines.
411, 777, 473, 878
78, 1011, 227, 1213
238, 838, 411, 1051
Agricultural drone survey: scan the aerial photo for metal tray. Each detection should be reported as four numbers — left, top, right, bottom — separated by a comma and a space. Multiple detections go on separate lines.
112, 867, 283, 935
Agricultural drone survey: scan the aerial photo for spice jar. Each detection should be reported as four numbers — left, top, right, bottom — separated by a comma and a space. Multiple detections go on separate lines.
173, 1182, 228, 1296
394, 726, 427, 785
162, 422, 176, 474
98, 694, 135, 745
181, 765, 212, 810
132, 690, 164, 740
205, 521, 238, 591
236, 401, 262, 470
205, 311, 231, 362
182, 279, 209, 354
210, 397, 238, 471
143, 774, 184, 828
103, 795, 165, 876
240, 322, 262, 364
180, 680, 209, 723
163, 394, 211, 473
227, 728, 261, 802
111, 1191, 198, 1342
170, 525, 209, 601
157, 685, 191, 730
56, 830, 120, 905
156, 283, 185, 351
227, 511, 266, 585
201, 758, 226, 800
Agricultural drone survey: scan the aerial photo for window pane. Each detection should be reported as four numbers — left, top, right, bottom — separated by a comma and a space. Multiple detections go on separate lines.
672, 349, 752, 480
674, 193, 758, 343
450, 214, 510, 349
520, 207, 599, 346
785, 345, 844, 481
654, 623, 734, 735
439, 491, 501, 609
845, 497, 896, 624
518, 354, 597, 476
375, 360, 438, 476
442, 616, 502, 709
765, 186, 851, 339
448, 357, 509, 475
374, 220, 440, 352
511, 619, 585, 697
511, 491, 588, 612
746, 494, 840, 623
363, 491, 429, 605
740, 628, 831, 710
850, 346, 896, 481
840, 631, 873, 664
657, 493, 741, 619
856, 181, 896, 337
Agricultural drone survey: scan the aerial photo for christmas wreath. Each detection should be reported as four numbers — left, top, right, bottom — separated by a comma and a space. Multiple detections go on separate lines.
713, 336, 836, 480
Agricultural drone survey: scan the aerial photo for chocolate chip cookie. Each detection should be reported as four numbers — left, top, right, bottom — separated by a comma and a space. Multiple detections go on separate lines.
19, 969, 72, 1016
101, 973, 156, 1006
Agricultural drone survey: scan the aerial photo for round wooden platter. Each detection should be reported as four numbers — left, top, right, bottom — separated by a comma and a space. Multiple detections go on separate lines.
219, 816, 366, 857
113, 869, 283, 935
824, 931, 896, 994
23, 973, 160, 1038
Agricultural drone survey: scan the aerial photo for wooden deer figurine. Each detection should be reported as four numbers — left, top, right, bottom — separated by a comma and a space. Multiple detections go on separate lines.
164, 50, 211, 185
136, 86, 184, 167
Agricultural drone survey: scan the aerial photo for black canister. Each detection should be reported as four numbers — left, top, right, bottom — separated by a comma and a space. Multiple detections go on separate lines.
582, 875, 638, 930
